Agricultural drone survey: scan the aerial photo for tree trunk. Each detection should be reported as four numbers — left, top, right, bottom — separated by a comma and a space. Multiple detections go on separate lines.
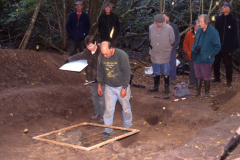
190, 0, 192, 29
21, 0, 42, 49
208, 0, 213, 15
159, 0, 162, 14
53, 0, 64, 49
162, 0, 165, 13
62, 0, 68, 50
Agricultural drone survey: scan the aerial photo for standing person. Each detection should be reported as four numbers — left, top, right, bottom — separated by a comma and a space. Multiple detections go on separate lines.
212, 2, 238, 87
67, 35, 105, 124
98, 2, 120, 47
191, 14, 221, 98
66, 1, 91, 56
163, 13, 180, 85
97, 41, 132, 141
148, 14, 175, 94
183, 20, 200, 88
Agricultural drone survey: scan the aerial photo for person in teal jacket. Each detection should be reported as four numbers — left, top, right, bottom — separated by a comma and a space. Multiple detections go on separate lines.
191, 14, 221, 98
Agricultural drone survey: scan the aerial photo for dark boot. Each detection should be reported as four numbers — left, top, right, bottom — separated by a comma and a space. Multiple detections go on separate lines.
148, 75, 160, 92
204, 81, 210, 98
164, 76, 170, 94
193, 79, 202, 97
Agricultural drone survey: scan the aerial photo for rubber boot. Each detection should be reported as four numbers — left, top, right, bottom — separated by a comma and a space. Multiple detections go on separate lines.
193, 79, 202, 97
148, 75, 160, 92
164, 76, 170, 94
204, 81, 210, 98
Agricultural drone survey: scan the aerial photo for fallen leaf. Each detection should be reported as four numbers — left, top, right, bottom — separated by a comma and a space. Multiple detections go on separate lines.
195, 146, 199, 148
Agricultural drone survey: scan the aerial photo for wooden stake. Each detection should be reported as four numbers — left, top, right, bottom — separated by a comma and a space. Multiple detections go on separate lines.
18, 31, 27, 49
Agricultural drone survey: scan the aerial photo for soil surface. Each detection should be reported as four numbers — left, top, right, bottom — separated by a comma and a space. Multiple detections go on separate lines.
0, 49, 240, 160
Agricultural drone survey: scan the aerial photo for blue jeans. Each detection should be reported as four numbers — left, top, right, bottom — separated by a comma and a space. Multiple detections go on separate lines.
89, 85, 105, 117
104, 84, 132, 133
170, 48, 177, 80
152, 62, 170, 76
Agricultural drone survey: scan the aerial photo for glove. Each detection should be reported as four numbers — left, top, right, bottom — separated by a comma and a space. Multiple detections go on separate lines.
64, 59, 69, 64
149, 44, 153, 50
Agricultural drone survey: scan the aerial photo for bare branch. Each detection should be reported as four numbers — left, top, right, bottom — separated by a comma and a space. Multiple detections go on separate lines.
39, 11, 52, 42
120, 0, 154, 19
39, 35, 68, 54
180, 27, 190, 37
0, 33, 23, 42
208, 0, 213, 15
208, 0, 224, 16
129, 0, 140, 9
118, 33, 149, 38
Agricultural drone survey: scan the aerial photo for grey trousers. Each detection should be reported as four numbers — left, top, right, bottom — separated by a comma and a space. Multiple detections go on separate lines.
68, 38, 85, 56
189, 60, 195, 85
89, 85, 105, 117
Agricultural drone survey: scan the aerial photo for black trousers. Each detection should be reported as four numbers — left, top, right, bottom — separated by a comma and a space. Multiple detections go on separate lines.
68, 38, 85, 56
213, 51, 232, 81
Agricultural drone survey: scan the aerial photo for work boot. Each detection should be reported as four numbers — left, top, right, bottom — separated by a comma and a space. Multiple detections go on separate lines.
148, 75, 160, 92
204, 81, 210, 98
193, 79, 202, 97
211, 78, 220, 83
90, 114, 100, 120
164, 76, 170, 94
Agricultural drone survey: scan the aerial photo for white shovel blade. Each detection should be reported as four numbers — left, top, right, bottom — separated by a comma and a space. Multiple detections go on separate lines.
59, 60, 88, 72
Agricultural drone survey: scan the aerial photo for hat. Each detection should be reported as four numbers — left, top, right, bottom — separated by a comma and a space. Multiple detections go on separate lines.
154, 14, 165, 23
75, 1, 83, 5
223, 2, 232, 11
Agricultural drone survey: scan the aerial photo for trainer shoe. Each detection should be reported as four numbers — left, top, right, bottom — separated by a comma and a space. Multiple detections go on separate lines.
98, 117, 104, 124
101, 132, 110, 141
90, 114, 100, 120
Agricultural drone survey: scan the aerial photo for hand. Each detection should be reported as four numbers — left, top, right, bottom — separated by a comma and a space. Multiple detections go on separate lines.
120, 88, 127, 98
64, 59, 69, 64
98, 84, 103, 96
209, 56, 211, 59
171, 46, 173, 50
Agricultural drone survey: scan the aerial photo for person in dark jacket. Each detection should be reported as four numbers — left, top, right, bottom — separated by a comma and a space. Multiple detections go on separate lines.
163, 13, 180, 85
98, 2, 120, 47
66, 1, 91, 56
212, 2, 238, 87
191, 14, 221, 98
67, 35, 105, 124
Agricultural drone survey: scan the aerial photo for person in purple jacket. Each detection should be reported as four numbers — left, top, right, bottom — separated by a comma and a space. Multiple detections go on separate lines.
66, 1, 91, 56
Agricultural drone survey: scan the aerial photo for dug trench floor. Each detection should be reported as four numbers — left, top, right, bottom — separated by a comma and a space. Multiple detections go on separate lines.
0, 49, 240, 159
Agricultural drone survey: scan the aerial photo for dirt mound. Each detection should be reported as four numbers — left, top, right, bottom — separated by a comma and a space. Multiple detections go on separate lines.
1, 49, 240, 159
210, 90, 240, 114
0, 49, 82, 89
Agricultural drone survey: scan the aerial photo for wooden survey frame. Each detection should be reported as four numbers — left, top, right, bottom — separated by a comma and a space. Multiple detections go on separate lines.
32, 122, 140, 151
